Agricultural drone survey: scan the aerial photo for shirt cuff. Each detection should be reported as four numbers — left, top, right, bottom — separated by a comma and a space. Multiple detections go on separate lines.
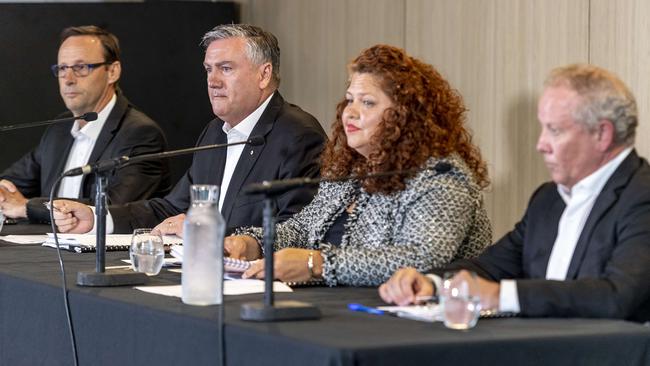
425, 274, 443, 295
499, 279, 521, 313
88, 206, 114, 234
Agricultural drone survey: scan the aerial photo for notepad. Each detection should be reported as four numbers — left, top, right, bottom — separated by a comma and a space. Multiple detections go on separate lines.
169, 244, 252, 273
42, 233, 183, 253
377, 304, 516, 322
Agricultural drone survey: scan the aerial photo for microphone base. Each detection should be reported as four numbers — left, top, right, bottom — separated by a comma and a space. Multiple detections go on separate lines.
240, 300, 321, 321
76, 269, 149, 287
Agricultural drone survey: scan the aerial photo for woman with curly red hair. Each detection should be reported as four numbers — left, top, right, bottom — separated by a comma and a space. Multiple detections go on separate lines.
227, 44, 492, 286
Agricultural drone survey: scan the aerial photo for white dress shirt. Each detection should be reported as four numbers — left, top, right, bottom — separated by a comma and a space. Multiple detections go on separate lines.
499, 147, 633, 313
218, 93, 273, 210
57, 94, 116, 198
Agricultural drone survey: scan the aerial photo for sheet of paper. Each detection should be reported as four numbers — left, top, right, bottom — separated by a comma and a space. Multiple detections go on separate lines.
377, 304, 443, 322
135, 279, 292, 298
44, 233, 183, 248
0, 235, 48, 244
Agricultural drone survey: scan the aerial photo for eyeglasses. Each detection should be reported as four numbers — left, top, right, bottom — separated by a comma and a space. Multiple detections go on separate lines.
50, 62, 111, 78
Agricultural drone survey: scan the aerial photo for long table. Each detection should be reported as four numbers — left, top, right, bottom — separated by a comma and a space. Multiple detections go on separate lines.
0, 240, 649, 366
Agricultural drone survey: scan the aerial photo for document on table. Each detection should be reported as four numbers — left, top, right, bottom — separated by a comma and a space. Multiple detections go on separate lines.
377, 304, 515, 322
378, 304, 443, 322
135, 279, 293, 297
41, 233, 183, 252
169, 244, 252, 273
0, 235, 48, 244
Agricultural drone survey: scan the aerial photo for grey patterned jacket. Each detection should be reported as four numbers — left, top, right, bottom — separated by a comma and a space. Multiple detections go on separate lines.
237, 155, 492, 286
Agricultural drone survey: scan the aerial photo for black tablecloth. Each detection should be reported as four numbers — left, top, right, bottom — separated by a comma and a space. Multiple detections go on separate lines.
0, 220, 50, 236
0, 242, 649, 366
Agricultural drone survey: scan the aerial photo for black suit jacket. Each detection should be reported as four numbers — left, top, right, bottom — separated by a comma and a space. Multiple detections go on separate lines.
446, 150, 650, 322
110, 92, 327, 234
0, 93, 171, 221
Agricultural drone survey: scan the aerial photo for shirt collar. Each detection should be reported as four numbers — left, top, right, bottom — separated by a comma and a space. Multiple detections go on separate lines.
70, 93, 116, 140
557, 147, 633, 202
222, 92, 274, 138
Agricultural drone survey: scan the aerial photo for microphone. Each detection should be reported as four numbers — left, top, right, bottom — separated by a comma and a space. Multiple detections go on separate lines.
62, 135, 265, 177
0, 112, 98, 132
243, 161, 453, 196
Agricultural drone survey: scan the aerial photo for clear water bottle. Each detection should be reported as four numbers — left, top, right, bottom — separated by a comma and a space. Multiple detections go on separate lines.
182, 184, 225, 305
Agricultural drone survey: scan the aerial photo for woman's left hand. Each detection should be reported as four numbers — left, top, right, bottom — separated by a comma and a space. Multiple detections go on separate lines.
242, 248, 322, 283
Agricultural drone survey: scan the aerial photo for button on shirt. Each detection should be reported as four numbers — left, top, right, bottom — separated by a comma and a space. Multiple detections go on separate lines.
57, 94, 116, 198
219, 93, 272, 211
499, 147, 633, 313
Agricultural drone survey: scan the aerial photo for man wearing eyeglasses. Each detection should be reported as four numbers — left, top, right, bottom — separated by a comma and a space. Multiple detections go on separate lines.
0, 25, 170, 224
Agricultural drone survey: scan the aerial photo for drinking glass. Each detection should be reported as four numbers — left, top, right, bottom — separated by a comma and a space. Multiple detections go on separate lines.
130, 228, 165, 275
0, 209, 4, 233
440, 271, 481, 330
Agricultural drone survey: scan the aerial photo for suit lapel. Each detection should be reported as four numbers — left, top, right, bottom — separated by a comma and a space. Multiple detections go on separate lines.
564, 151, 641, 279
208, 125, 228, 186
46, 126, 75, 192
79, 94, 127, 196
87, 94, 127, 164
531, 196, 565, 278
220, 93, 282, 221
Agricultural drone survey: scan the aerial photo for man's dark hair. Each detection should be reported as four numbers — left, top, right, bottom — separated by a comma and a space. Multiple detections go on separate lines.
60, 25, 121, 63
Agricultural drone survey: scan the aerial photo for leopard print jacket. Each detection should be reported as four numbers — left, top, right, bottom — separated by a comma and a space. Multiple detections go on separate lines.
236, 155, 492, 286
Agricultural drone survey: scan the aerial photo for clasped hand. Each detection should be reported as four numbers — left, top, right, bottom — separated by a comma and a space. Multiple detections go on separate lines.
379, 268, 501, 310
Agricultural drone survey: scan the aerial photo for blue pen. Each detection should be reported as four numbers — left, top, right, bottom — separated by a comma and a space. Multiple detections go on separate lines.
348, 303, 395, 316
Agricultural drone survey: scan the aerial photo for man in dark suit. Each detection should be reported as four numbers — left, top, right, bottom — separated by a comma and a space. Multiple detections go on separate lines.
380, 64, 650, 322
52, 24, 326, 235
0, 25, 170, 223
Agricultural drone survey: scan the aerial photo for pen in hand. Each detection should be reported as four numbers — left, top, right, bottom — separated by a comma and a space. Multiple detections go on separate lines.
43, 201, 61, 213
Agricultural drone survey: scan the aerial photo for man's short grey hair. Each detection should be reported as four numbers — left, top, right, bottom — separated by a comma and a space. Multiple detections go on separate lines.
545, 63, 638, 146
201, 24, 281, 86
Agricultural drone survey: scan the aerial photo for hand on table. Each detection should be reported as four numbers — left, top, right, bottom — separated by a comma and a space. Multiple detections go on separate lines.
0, 180, 28, 218
153, 214, 186, 236
224, 235, 262, 260
242, 248, 322, 283
379, 267, 435, 306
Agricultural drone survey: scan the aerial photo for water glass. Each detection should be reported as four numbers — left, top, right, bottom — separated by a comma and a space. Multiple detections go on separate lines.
440, 271, 481, 330
0, 209, 4, 233
130, 228, 165, 275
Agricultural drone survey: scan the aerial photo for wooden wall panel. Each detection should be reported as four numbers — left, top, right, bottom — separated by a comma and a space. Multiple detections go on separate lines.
590, 0, 650, 160
249, 0, 405, 131
405, 0, 589, 238
247, 0, 650, 239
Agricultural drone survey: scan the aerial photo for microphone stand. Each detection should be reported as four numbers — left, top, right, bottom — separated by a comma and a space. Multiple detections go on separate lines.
240, 190, 321, 321
77, 172, 148, 286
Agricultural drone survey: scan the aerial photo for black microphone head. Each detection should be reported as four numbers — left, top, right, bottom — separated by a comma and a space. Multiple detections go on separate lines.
247, 135, 265, 146
81, 112, 98, 122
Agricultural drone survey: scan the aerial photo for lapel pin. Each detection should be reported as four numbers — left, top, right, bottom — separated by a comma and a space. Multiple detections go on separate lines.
250, 149, 254, 155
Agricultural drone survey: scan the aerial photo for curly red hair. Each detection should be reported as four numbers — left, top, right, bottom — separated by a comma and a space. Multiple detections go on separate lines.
321, 44, 489, 194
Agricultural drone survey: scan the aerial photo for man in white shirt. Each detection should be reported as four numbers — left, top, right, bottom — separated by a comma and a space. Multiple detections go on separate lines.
51, 24, 326, 235
379, 64, 650, 322
0, 25, 170, 224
